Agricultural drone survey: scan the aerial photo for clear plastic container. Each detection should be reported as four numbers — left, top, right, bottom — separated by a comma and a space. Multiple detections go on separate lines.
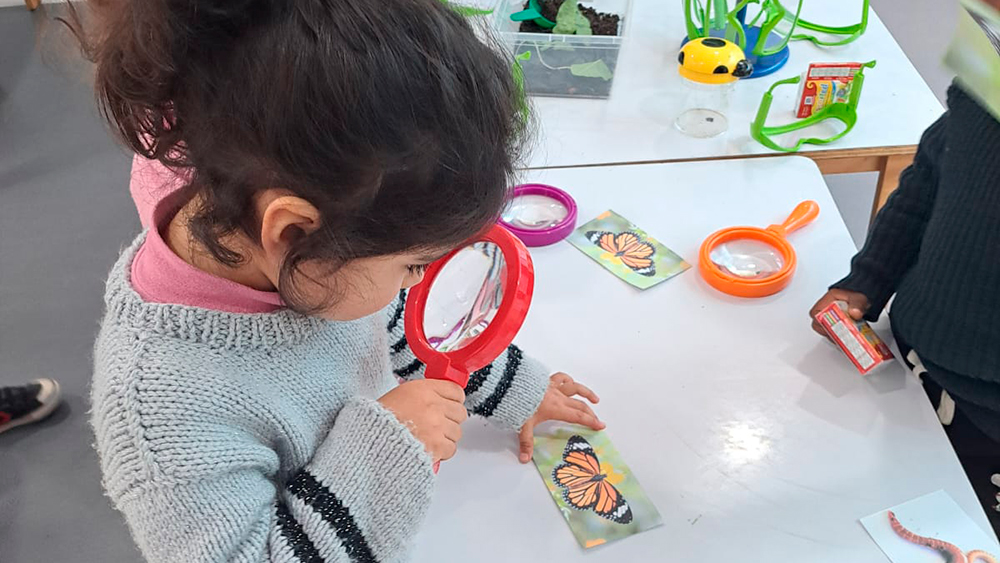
492, 0, 632, 99
675, 77, 735, 138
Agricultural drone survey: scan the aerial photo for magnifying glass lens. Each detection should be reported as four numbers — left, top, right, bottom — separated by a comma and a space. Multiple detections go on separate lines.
424, 242, 507, 352
709, 239, 785, 280
501, 194, 569, 230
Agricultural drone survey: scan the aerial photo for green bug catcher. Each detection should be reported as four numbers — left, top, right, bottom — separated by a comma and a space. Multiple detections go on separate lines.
750, 60, 876, 153
774, 0, 870, 47
683, 0, 870, 77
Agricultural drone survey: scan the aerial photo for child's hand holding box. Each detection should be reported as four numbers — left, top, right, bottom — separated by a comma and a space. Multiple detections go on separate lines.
815, 301, 894, 375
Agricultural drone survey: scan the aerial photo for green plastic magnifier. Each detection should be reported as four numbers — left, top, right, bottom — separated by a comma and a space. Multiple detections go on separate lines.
510, 0, 556, 29
750, 60, 876, 153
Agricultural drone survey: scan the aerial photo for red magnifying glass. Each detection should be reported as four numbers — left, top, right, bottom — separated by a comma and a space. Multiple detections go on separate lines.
404, 224, 534, 471
405, 224, 534, 387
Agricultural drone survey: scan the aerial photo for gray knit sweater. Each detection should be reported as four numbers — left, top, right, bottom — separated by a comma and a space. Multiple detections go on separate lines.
91, 236, 549, 562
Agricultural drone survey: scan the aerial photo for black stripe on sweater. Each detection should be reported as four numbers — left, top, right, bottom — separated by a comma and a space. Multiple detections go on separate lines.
386, 291, 406, 332
288, 471, 377, 563
464, 364, 491, 396
389, 335, 408, 356
393, 358, 423, 379
472, 344, 521, 418
275, 500, 325, 563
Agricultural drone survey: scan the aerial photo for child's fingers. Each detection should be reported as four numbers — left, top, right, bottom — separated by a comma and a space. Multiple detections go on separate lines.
518, 424, 534, 463
442, 420, 463, 443
429, 380, 466, 402
550, 372, 574, 386
808, 294, 835, 320
443, 400, 468, 424
844, 293, 870, 320
811, 318, 830, 338
436, 439, 458, 461
565, 382, 599, 404
573, 400, 605, 428
559, 403, 604, 430
566, 397, 598, 418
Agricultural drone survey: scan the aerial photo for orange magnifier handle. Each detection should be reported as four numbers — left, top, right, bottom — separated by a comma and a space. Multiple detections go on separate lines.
767, 200, 819, 238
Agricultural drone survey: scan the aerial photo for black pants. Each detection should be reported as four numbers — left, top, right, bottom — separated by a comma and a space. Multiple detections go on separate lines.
895, 333, 1000, 535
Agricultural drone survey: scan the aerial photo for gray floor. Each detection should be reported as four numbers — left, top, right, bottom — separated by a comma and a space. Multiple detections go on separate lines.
0, 2, 957, 562
1, 5, 142, 562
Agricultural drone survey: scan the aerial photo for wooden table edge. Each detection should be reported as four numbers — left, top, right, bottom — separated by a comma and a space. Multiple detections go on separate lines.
525, 145, 918, 221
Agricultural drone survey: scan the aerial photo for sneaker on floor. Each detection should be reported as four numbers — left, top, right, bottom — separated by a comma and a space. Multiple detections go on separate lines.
0, 379, 61, 434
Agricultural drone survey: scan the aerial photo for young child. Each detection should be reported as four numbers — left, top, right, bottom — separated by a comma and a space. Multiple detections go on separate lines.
810, 81, 1000, 531
79, 0, 603, 560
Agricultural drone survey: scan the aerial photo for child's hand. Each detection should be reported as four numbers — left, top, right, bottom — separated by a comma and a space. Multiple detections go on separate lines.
518, 373, 604, 463
809, 289, 871, 336
379, 380, 467, 462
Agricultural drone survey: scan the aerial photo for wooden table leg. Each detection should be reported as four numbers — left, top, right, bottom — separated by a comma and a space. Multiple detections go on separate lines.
871, 152, 915, 219
25, 0, 41, 10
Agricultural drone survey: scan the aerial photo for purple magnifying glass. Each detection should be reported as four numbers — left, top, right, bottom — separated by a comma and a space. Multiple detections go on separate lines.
499, 184, 577, 247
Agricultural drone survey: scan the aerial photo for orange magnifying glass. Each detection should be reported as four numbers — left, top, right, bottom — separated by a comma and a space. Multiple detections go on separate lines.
699, 200, 819, 298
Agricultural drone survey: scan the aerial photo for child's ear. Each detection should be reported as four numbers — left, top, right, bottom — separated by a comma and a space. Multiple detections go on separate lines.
258, 194, 322, 264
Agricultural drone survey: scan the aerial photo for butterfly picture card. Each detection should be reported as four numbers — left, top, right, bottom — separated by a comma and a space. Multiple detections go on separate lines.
567, 210, 690, 290
532, 427, 663, 549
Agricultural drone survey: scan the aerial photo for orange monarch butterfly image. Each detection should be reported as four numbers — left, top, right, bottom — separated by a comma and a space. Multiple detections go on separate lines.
552, 435, 633, 524
585, 230, 656, 277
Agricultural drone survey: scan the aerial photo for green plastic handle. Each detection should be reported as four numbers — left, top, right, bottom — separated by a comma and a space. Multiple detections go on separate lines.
751, 0, 803, 57
684, 0, 747, 50
510, 8, 543, 21
510, 0, 556, 28
750, 60, 876, 153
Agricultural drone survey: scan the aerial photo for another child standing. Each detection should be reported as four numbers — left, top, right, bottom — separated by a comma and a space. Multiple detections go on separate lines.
811, 82, 1000, 532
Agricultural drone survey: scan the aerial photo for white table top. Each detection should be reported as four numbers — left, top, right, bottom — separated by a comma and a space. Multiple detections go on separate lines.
411, 157, 992, 562
524, 0, 945, 168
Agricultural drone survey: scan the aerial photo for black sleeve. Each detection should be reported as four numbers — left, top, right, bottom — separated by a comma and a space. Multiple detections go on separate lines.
831, 111, 947, 320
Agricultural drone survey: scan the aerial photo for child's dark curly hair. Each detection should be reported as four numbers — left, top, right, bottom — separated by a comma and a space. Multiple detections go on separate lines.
68, 0, 528, 310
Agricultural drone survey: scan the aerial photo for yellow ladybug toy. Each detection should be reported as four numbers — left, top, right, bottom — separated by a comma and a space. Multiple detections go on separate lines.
678, 37, 753, 84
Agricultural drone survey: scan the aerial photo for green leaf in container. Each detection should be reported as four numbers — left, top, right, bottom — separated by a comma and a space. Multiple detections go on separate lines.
450, 5, 494, 16
553, 0, 592, 35
569, 60, 613, 81
437, 0, 493, 17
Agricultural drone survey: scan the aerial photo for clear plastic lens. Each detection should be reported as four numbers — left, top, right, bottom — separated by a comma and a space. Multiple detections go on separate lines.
710, 238, 785, 279
423, 242, 507, 352
501, 194, 569, 230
